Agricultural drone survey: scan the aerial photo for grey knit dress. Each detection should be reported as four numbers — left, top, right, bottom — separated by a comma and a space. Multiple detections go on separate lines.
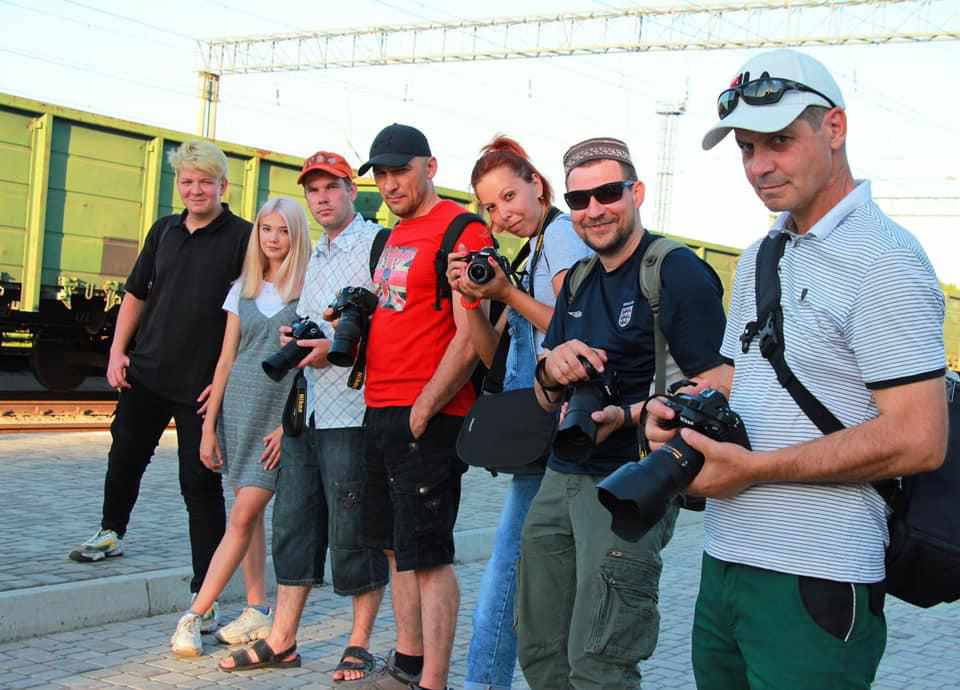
218, 296, 300, 491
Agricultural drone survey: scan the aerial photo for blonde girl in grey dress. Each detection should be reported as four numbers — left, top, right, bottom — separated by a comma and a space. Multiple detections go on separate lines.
171, 198, 312, 658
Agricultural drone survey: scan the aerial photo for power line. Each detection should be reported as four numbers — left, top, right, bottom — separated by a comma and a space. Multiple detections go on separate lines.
60, 0, 197, 42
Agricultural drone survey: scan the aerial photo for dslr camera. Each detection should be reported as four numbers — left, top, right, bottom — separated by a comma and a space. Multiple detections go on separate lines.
553, 356, 621, 463
327, 287, 379, 368
597, 388, 750, 541
262, 316, 324, 382
463, 247, 511, 285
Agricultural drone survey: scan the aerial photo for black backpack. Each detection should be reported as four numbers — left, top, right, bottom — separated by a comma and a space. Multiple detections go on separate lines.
742, 232, 960, 608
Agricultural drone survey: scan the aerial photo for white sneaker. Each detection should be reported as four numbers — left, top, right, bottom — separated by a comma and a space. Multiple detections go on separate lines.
214, 606, 273, 645
68, 529, 123, 562
170, 612, 202, 657
191, 595, 220, 634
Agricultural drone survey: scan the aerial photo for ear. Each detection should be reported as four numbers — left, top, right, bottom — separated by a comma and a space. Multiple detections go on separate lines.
532, 173, 544, 201
220, 178, 229, 199
425, 156, 438, 180
348, 181, 358, 202
825, 108, 847, 152
631, 180, 646, 209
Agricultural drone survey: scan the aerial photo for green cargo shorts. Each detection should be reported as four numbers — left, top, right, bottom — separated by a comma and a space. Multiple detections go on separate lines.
516, 468, 678, 690
693, 553, 887, 690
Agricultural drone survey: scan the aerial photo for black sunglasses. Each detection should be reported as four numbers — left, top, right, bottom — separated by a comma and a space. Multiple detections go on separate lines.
564, 180, 635, 211
717, 77, 837, 120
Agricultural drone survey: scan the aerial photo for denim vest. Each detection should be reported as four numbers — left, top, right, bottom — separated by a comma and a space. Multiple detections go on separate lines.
503, 305, 538, 392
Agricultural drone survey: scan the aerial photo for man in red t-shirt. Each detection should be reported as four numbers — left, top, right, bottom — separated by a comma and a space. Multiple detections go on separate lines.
355, 124, 491, 690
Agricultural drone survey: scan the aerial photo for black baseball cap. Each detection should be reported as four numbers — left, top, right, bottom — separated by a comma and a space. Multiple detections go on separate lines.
358, 123, 431, 176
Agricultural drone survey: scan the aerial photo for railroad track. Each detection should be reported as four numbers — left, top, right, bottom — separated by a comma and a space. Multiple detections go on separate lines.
1, 398, 117, 433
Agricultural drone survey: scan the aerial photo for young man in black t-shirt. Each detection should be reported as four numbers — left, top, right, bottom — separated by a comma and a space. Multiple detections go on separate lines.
517, 137, 727, 689
67, 141, 249, 631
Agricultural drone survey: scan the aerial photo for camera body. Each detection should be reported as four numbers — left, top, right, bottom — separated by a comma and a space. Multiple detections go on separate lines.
553, 356, 622, 463
327, 287, 379, 368
597, 388, 750, 541
463, 247, 510, 285
262, 317, 324, 382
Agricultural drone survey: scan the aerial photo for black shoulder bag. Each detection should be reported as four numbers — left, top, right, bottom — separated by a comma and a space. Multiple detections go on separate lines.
456, 208, 563, 474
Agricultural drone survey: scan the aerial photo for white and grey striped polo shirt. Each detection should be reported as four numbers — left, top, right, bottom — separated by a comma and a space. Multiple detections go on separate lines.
705, 180, 946, 584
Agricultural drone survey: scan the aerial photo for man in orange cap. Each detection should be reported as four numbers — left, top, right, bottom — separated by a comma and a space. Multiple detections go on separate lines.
219, 152, 388, 681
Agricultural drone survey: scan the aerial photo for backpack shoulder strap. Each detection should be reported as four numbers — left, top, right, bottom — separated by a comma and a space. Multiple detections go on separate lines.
565, 255, 600, 305
742, 232, 844, 435
639, 237, 686, 395
434, 212, 487, 310
369, 227, 391, 279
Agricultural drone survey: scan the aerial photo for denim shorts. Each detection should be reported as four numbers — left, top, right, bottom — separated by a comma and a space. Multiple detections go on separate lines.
271, 426, 388, 595
362, 406, 465, 572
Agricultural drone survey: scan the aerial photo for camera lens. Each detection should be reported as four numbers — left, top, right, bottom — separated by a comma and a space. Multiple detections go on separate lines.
597, 436, 705, 541
467, 259, 495, 285
328, 308, 365, 367
262, 340, 310, 381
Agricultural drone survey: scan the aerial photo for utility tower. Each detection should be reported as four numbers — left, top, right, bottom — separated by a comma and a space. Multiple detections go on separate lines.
655, 96, 686, 234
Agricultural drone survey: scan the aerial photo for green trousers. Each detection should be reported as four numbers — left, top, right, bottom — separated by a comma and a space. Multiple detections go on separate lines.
693, 553, 887, 690
516, 468, 678, 690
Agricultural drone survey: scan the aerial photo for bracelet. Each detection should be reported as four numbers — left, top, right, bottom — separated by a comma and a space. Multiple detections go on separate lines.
535, 358, 564, 393
620, 404, 636, 430
460, 295, 482, 310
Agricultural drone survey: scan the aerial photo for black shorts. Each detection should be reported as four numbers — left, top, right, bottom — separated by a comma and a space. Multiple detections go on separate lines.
362, 406, 465, 572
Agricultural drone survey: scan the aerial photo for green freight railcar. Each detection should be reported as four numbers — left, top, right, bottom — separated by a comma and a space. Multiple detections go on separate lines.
0, 93, 475, 390
1, 92, 956, 389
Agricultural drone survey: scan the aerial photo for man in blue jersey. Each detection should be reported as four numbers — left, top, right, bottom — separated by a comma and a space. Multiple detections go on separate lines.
522, 137, 728, 689
646, 49, 949, 689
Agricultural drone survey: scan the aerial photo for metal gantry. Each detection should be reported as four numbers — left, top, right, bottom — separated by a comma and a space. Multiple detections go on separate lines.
200, 0, 958, 76
195, 0, 959, 226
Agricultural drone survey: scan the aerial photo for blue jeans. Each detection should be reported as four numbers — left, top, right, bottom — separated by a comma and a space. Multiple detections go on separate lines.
465, 474, 542, 690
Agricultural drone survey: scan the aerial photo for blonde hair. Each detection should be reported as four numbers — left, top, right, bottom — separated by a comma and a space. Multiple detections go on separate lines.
168, 140, 229, 181
241, 198, 312, 303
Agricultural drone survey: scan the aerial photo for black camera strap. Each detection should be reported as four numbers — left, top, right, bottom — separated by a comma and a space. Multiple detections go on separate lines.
740, 232, 844, 435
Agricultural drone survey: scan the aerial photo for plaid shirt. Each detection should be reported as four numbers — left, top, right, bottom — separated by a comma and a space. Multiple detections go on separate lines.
297, 213, 381, 429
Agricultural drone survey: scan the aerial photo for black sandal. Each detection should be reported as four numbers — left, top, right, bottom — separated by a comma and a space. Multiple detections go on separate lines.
333, 645, 378, 680
219, 639, 301, 672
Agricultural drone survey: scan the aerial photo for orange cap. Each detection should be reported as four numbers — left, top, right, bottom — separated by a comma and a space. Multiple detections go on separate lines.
297, 151, 354, 185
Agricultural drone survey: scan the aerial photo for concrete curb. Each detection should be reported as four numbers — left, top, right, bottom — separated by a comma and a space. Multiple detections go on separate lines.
0, 507, 704, 643
0, 526, 493, 644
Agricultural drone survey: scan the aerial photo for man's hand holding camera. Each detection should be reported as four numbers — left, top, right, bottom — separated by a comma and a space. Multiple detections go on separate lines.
643, 397, 757, 499
539, 339, 607, 388
279, 324, 330, 369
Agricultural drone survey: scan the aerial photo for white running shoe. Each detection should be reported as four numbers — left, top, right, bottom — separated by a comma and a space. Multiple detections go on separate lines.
68, 529, 123, 563
170, 612, 203, 657
190, 595, 220, 634
214, 606, 273, 645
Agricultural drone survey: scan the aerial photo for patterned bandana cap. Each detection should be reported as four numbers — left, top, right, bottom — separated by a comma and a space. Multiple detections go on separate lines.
562, 137, 633, 177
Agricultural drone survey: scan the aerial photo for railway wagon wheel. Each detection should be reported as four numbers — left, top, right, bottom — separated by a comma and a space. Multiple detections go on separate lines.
30, 339, 87, 391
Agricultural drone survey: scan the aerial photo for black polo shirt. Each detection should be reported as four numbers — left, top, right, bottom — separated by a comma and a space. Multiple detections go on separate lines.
543, 231, 727, 477
124, 205, 250, 405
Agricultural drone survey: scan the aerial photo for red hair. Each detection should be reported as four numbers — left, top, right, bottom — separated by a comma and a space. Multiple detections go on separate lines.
470, 135, 553, 208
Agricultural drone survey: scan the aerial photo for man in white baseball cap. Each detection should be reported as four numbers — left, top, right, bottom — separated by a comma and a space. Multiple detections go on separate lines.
645, 48, 948, 688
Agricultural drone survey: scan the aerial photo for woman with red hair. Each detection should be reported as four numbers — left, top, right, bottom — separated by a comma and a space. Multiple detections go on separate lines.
448, 135, 591, 690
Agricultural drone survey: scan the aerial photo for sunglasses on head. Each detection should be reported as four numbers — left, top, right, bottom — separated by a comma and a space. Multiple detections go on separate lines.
717, 77, 837, 120
564, 180, 634, 211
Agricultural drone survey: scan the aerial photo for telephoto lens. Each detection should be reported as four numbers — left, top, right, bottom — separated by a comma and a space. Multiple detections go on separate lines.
327, 287, 379, 368
597, 388, 750, 541
553, 356, 620, 463
262, 318, 324, 382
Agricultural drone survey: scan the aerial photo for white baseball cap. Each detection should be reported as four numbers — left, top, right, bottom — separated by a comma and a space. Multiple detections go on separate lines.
702, 49, 845, 150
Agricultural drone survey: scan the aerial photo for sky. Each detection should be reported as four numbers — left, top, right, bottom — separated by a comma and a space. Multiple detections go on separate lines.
1, 0, 958, 284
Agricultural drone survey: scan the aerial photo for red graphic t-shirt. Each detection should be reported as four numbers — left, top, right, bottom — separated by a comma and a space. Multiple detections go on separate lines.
365, 199, 492, 415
